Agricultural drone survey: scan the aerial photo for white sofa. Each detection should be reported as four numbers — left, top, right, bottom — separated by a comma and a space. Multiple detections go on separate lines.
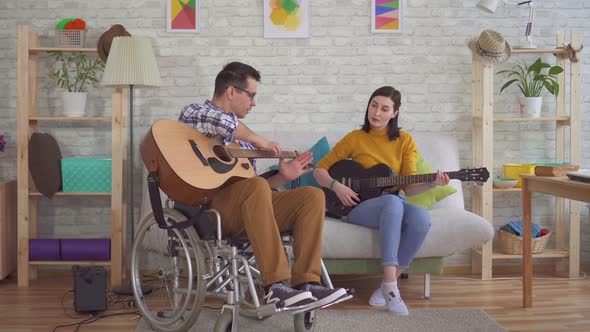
255, 129, 494, 298
140, 129, 494, 298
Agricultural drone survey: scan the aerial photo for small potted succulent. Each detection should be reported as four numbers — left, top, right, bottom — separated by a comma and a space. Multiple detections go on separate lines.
498, 58, 564, 117
48, 51, 104, 116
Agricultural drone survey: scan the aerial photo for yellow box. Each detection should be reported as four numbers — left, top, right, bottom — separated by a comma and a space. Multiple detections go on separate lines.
503, 164, 537, 188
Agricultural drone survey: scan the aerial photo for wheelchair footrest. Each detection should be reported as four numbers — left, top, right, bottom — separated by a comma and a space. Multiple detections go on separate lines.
290, 288, 355, 315
256, 303, 282, 318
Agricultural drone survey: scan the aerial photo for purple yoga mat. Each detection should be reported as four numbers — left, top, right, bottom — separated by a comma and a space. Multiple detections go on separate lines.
29, 239, 61, 261
61, 238, 111, 261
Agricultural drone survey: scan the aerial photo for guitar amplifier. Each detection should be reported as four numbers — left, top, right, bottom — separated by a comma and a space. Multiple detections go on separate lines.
73, 265, 107, 313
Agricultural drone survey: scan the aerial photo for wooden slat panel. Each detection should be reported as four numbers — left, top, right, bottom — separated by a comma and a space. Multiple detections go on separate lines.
473, 248, 570, 259
30, 117, 111, 121
16, 25, 30, 288
567, 31, 583, 279
512, 48, 568, 54
493, 116, 569, 122
30, 47, 97, 53
555, 32, 568, 273
29, 192, 111, 196
29, 260, 111, 266
110, 87, 125, 288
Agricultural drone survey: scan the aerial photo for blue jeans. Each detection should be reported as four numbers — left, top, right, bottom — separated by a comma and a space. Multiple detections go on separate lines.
346, 194, 432, 268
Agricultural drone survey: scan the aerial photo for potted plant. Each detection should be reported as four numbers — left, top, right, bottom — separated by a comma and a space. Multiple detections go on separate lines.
48, 51, 104, 116
498, 57, 563, 118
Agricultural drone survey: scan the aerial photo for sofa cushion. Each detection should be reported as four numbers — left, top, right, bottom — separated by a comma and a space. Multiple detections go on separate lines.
322, 207, 493, 259
406, 153, 458, 209
28, 132, 62, 198
412, 133, 465, 210
270, 136, 330, 189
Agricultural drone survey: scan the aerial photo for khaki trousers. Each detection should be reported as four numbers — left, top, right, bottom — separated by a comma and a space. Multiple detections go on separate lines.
209, 177, 325, 286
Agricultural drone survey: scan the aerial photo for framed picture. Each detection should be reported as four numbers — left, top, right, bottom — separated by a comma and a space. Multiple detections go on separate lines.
167, 0, 200, 33
371, 0, 402, 33
264, 0, 310, 38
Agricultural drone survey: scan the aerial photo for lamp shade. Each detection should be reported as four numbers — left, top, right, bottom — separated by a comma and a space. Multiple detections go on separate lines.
477, 0, 499, 13
101, 36, 161, 87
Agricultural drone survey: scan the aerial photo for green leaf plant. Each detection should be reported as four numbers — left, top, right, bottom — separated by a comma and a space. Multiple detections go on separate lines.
47, 51, 104, 92
498, 58, 564, 97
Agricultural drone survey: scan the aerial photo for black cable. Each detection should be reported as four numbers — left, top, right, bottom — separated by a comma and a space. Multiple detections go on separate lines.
60, 289, 87, 320
51, 311, 140, 332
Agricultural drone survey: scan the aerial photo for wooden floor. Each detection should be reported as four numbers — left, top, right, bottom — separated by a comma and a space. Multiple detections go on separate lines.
1, 271, 589, 332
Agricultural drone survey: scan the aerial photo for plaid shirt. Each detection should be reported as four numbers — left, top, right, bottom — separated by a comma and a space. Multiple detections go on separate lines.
178, 100, 258, 173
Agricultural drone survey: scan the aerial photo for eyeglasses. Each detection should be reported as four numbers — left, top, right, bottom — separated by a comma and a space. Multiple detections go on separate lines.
231, 85, 256, 101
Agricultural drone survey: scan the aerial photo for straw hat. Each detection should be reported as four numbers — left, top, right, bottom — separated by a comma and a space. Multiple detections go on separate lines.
468, 30, 511, 63
97, 24, 131, 63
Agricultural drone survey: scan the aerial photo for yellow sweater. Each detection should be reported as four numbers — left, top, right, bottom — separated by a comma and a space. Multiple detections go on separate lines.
316, 128, 418, 177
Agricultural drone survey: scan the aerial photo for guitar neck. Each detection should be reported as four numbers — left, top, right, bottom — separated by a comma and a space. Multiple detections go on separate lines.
372, 171, 460, 188
226, 148, 298, 159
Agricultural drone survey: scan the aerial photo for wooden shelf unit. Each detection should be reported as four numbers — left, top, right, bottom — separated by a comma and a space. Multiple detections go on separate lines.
471, 32, 582, 280
16, 26, 127, 287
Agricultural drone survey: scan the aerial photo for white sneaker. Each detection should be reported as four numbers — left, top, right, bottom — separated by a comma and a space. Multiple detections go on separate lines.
382, 287, 409, 316
368, 288, 386, 307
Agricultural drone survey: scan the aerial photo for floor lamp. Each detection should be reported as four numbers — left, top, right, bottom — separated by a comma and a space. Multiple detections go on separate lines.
101, 36, 161, 295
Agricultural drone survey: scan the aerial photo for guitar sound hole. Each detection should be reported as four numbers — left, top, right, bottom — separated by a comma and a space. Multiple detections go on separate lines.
212, 145, 232, 162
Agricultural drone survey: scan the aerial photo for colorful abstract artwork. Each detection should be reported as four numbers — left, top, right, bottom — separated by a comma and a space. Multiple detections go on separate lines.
371, 0, 402, 33
264, 0, 310, 38
167, 0, 200, 33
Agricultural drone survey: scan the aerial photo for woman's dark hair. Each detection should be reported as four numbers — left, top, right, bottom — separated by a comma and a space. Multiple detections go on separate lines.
213, 62, 261, 97
362, 86, 402, 141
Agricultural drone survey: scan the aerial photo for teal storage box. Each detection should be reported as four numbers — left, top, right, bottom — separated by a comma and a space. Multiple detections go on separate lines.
61, 158, 112, 192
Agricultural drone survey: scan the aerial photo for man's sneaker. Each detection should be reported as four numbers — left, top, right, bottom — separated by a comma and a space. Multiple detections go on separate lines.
296, 283, 348, 309
368, 288, 386, 307
263, 283, 313, 307
382, 287, 409, 316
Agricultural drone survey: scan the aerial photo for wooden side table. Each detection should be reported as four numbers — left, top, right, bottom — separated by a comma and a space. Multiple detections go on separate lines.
0, 180, 17, 280
521, 175, 590, 307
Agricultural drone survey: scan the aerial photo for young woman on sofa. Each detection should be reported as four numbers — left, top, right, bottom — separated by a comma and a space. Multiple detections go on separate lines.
313, 86, 449, 315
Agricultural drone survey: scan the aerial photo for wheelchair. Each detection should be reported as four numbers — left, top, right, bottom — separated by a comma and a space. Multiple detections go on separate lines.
130, 175, 353, 332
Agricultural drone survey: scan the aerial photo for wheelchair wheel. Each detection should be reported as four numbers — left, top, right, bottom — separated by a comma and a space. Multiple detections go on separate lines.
213, 310, 233, 332
132, 209, 206, 332
294, 311, 316, 332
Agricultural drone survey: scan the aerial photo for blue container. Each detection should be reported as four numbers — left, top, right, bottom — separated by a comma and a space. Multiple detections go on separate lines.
61, 158, 111, 192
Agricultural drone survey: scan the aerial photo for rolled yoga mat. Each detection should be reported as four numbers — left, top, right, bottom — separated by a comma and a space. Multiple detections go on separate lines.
61, 238, 111, 261
29, 239, 61, 260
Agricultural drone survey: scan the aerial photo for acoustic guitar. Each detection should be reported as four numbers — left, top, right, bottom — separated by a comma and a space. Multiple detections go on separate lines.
140, 120, 297, 205
324, 160, 489, 218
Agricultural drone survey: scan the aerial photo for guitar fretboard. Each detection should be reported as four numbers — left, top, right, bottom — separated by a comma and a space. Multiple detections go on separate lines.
354, 171, 460, 189
227, 148, 298, 159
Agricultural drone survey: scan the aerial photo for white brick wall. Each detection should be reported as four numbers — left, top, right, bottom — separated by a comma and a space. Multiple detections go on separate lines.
0, 0, 589, 267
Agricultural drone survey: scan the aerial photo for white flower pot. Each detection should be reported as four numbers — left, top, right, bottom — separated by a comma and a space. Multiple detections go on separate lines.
519, 96, 543, 118
62, 91, 87, 116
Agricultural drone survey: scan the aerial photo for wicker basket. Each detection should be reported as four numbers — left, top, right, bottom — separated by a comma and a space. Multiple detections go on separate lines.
498, 229, 551, 255
503, 163, 537, 188
55, 29, 86, 48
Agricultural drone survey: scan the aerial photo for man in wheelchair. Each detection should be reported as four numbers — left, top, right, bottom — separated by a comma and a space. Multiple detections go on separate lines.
177, 61, 349, 312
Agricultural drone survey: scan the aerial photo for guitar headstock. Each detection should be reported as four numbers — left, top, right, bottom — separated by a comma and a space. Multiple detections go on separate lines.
455, 167, 490, 182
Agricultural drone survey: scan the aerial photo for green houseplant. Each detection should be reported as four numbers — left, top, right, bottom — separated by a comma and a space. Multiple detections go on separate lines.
498, 58, 563, 117
47, 51, 104, 115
